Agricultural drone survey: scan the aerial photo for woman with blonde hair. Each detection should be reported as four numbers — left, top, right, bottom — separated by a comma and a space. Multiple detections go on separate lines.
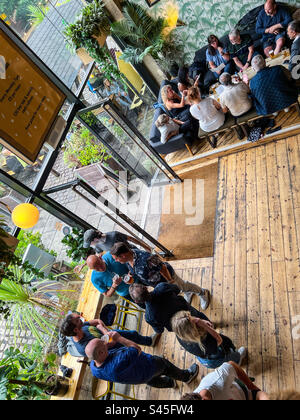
160, 85, 198, 136
171, 310, 246, 369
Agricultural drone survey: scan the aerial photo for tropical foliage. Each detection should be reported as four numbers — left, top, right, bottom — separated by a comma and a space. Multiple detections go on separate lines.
63, 0, 123, 83
61, 227, 90, 263
0, 0, 47, 30
0, 265, 74, 345
0, 344, 57, 400
133, 0, 297, 62
15, 230, 57, 259
63, 126, 112, 169
111, 1, 184, 68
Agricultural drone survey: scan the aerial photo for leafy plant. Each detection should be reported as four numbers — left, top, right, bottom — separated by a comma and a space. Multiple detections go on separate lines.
61, 227, 90, 262
27, 4, 49, 27
63, 127, 111, 169
0, 266, 74, 345
0, 345, 59, 400
15, 230, 57, 259
63, 0, 124, 83
110, 0, 184, 67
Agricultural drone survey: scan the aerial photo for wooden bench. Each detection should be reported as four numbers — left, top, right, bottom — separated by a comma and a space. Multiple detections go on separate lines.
51, 270, 103, 400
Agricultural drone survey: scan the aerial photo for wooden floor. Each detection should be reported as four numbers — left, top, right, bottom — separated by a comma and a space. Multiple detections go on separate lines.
135, 134, 300, 400
165, 106, 300, 169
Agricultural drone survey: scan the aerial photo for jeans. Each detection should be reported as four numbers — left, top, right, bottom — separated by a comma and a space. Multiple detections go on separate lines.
146, 356, 191, 388
197, 348, 241, 369
115, 330, 152, 346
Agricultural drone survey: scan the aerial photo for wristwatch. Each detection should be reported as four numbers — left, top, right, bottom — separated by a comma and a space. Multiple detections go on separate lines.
246, 61, 251, 65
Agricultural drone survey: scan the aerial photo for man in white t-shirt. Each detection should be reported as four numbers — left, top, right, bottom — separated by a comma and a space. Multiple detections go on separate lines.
219, 72, 252, 117
181, 362, 269, 400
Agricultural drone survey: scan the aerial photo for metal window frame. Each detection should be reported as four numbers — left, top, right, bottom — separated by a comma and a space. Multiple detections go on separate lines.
0, 20, 175, 255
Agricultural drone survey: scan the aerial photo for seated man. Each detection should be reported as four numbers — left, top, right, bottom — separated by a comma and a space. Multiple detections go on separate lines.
87, 253, 137, 301
250, 54, 298, 115
83, 229, 152, 254
219, 72, 252, 117
110, 242, 210, 310
256, 0, 292, 57
287, 20, 300, 79
181, 361, 269, 400
60, 312, 160, 357
226, 28, 256, 73
86, 338, 199, 388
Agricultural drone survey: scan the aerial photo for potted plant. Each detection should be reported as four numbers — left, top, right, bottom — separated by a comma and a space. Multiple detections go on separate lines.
61, 227, 90, 263
110, 1, 184, 76
0, 346, 69, 400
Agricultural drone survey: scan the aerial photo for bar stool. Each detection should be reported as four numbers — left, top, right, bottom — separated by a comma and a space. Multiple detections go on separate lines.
110, 296, 145, 332
92, 377, 137, 400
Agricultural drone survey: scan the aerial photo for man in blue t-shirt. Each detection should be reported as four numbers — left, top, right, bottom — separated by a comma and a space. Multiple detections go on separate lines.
87, 252, 138, 301
60, 312, 160, 357
86, 338, 199, 388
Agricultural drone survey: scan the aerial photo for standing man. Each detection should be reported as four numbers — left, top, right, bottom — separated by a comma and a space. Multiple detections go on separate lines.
110, 242, 211, 310
86, 253, 136, 301
83, 229, 152, 253
287, 20, 300, 78
256, 0, 292, 57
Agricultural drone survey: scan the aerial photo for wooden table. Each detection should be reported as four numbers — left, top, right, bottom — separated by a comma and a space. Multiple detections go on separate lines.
51, 270, 103, 400
210, 50, 291, 102
238, 49, 290, 80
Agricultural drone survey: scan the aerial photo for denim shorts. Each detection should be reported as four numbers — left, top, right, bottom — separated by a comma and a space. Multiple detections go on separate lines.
263, 32, 285, 50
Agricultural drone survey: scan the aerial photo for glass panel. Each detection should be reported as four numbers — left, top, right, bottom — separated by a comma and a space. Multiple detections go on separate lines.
78, 100, 178, 187
0, 143, 54, 190
1, 0, 87, 93
0, 182, 29, 233
80, 36, 156, 139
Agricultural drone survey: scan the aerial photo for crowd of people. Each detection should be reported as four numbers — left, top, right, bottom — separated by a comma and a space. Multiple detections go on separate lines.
155, 0, 300, 146
58, 0, 300, 401
59, 223, 300, 400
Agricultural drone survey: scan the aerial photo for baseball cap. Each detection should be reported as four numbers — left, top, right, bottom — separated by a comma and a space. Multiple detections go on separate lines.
83, 229, 100, 248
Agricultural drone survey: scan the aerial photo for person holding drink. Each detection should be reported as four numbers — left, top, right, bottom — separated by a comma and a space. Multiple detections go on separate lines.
86, 252, 139, 302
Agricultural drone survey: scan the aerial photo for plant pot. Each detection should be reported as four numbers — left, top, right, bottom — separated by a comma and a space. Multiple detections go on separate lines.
76, 47, 94, 66
92, 31, 109, 48
142, 54, 167, 85
45, 375, 69, 397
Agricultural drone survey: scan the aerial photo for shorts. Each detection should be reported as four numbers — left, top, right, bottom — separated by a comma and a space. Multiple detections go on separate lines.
263, 32, 285, 50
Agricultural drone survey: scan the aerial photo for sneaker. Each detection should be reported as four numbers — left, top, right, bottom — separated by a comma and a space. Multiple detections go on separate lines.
186, 363, 199, 384
284, 107, 289, 113
183, 292, 193, 305
273, 112, 278, 116
199, 289, 211, 311
150, 332, 162, 347
237, 347, 247, 366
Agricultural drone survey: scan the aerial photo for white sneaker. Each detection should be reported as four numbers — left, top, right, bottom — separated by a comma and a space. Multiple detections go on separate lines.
183, 292, 193, 305
273, 112, 278, 116
199, 289, 211, 311
284, 107, 289, 113
237, 347, 247, 366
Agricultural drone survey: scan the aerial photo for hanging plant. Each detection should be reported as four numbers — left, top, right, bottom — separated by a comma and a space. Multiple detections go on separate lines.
63, 0, 124, 85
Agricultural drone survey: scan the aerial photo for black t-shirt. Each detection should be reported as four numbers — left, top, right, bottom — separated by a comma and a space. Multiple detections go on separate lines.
95, 231, 129, 253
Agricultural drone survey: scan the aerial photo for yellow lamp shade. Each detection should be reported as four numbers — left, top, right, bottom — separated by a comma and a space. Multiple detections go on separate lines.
12, 203, 40, 229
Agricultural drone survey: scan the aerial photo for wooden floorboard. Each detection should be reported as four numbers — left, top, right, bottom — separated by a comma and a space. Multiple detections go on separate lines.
166, 107, 300, 172
133, 134, 300, 399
